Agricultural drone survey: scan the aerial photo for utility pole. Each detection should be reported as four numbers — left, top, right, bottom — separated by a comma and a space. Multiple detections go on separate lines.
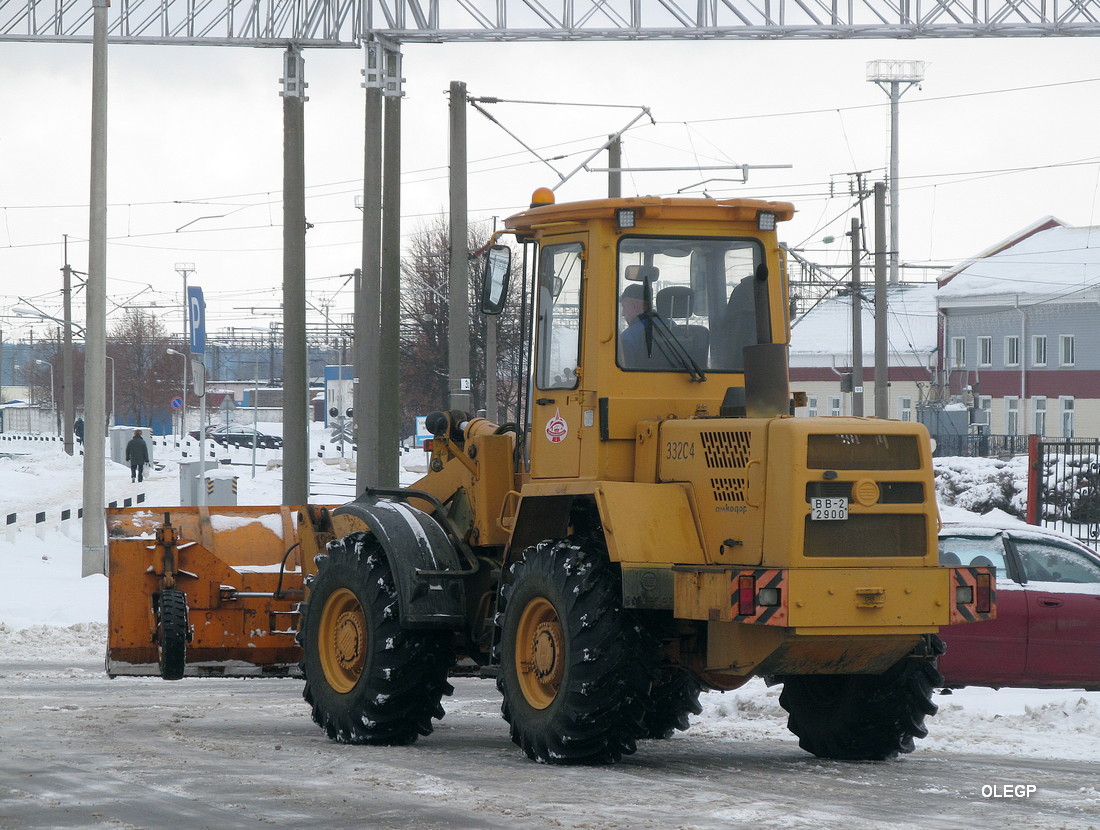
356, 38, 393, 492
874, 182, 889, 418
867, 60, 925, 285
61, 235, 75, 456
608, 134, 622, 198
174, 261, 194, 436
281, 44, 309, 505
379, 65, 402, 488
849, 217, 864, 417
448, 80, 471, 414
82, 0, 108, 578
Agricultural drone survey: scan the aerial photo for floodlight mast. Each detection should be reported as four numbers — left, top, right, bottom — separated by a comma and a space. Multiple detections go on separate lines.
867, 59, 925, 286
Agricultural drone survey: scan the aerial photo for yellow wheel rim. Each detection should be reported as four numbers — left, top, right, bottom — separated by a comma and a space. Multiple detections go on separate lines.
318, 588, 367, 694
514, 596, 565, 710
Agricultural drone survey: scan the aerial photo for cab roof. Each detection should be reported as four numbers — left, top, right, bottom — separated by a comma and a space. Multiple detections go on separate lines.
504, 194, 796, 233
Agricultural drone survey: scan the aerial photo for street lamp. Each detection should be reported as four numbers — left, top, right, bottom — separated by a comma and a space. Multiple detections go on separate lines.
13, 305, 86, 334
36, 359, 58, 436
166, 348, 187, 438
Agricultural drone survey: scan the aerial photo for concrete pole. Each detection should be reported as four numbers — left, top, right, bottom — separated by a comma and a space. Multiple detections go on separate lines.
608, 134, 622, 198
61, 238, 74, 455
356, 85, 383, 492
448, 81, 471, 414
197, 355, 208, 506
81, 0, 108, 578
874, 182, 889, 418
181, 270, 189, 435
888, 82, 901, 285
850, 217, 864, 418
281, 45, 309, 505
379, 87, 401, 488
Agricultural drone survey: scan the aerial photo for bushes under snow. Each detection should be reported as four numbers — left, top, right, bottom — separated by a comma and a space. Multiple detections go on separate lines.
934, 455, 1030, 520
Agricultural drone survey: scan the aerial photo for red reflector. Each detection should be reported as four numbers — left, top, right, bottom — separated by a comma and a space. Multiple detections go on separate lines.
975, 572, 992, 614
737, 574, 756, 616
422, 439, 433, 453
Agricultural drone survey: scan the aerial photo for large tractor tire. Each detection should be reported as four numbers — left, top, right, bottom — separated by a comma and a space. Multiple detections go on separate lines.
778, 644, 943, 761
156, 589, 189, 681
496, 538, 651, 764
298, 532, 454, 745
642, 668, 704, 739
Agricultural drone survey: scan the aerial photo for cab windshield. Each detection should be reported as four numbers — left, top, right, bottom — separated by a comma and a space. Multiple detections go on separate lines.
617, 235, 764, 374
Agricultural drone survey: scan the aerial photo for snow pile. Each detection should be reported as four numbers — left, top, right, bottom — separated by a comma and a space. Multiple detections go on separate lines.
934, 455, 1029, 519
0, 621, 107, 661
0, 529, 109, 629
924, 687, 1100, 761
690, 681, 793, 745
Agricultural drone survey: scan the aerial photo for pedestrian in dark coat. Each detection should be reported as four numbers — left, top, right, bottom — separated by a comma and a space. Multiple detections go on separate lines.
125, 430, 149, 482
73, 417, 85, 445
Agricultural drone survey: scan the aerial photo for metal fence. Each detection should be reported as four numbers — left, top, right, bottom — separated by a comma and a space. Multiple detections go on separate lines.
1033, 438, 1100, 546
931, 433, 1030, 459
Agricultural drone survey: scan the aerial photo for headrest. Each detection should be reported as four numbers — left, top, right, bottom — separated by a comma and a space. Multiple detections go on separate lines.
656, 285, 694, 318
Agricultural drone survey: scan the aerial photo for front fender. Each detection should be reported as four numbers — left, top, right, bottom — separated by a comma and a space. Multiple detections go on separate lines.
332, 496, 465, 628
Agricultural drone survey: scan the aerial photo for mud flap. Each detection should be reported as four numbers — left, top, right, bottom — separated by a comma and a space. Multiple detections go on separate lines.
332, 496, 466, 628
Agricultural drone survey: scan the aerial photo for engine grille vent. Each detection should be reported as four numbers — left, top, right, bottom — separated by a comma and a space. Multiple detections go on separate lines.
712, 477, 747, 503
700, 430, 752, 469
806, 482, 853, 501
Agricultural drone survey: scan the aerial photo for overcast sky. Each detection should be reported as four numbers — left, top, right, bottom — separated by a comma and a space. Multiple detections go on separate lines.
3, 35, 1100, 342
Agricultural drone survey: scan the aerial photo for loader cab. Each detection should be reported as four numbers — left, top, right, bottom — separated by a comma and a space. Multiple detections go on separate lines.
483, 192, 795, 483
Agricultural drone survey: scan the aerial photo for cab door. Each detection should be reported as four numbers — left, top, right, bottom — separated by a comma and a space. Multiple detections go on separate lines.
530, 237, 586, 480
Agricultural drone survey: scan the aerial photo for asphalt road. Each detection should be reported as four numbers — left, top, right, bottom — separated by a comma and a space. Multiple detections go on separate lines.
1, 659, 1097, 830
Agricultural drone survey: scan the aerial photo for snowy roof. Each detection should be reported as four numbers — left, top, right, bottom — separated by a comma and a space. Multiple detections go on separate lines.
938, 220, 1100, 302
789, 282, 937, 361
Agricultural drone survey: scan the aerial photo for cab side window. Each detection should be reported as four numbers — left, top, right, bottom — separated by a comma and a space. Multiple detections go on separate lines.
535, 242, 583, 390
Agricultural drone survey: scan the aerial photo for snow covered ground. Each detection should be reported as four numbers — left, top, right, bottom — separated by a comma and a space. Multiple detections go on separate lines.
1, 434, 1099, 770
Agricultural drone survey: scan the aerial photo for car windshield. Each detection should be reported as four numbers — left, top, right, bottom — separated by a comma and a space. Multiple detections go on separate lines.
616, 235, 764, 375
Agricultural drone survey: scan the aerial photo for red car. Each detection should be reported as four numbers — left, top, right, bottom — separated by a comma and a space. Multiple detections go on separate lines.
938, 521, 1100, 691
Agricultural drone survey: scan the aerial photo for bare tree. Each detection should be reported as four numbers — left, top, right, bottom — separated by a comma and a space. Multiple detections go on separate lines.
109, 309, 177, 428
399, 217, 524, 433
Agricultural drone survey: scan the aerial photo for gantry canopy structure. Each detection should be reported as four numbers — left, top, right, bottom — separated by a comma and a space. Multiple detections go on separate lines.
7, 0, 1100, 47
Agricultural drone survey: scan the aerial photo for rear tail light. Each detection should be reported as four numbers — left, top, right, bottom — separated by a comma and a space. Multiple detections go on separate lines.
955, 585, 974, 605
422, 439, 433, 453
975, 571, 992, 614
737, 574, 756, 616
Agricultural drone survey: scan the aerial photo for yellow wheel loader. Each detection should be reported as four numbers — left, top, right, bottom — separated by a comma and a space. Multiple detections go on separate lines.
107, 189, 995, 764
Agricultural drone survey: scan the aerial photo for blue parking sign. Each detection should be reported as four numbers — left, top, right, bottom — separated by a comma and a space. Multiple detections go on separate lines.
188, 285, 205, 355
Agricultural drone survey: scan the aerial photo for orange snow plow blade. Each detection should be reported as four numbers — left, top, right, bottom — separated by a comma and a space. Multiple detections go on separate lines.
105, 505, 336, 678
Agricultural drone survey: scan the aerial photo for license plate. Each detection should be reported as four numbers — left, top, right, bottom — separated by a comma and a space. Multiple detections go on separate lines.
810, 497, 848, 521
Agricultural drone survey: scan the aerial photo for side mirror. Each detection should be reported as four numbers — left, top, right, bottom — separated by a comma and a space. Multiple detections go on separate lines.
480, 244, 511, 315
